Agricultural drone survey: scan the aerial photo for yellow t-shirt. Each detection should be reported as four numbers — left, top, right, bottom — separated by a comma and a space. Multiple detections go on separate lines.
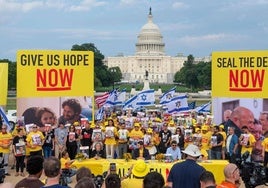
0, 132, 12, 153
60, 157, 71, 169
104, 126, 117, 145
121, 178, 143, 188
26, 131, 44, 152
241, 133, 256, 154
262, 138, 268, 152
129, 129, 144, 140
201, 132, 211, 151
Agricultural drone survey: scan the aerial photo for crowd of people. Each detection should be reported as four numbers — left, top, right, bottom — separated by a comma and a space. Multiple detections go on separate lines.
1, 98, 268, 187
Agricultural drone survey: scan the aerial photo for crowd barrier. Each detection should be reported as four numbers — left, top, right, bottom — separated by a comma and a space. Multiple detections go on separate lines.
72, 158, 228, 184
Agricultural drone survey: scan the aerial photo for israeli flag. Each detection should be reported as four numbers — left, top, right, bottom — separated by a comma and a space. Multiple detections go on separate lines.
105, 90, 117, 106
159, 87, 176, 104
115, 89, 126, 105
164, 95, 189, 114
0, 106, 11, 130
123, 95, 138, 110
194, 102, 211, 113
95, 107, 104, 120
136, 89, 155, 106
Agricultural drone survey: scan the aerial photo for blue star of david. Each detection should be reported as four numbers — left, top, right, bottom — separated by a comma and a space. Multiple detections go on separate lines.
141, 94, 147, 101
176, 101, 181, 108
114, 93, 118, 101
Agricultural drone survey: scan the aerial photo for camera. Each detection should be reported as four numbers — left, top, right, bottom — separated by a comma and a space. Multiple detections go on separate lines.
236, 151, 267, 188
0, 163, 6, 183
110, 163, 116, 174
93, 174, 104, 188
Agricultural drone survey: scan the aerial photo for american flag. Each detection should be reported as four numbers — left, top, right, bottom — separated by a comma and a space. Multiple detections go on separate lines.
95, 92, 109, 108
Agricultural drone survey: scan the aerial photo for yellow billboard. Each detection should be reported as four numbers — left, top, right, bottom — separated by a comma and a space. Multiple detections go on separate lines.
212, 50, 268, 98
17, 50, 94, 97
0, 63, 8, 106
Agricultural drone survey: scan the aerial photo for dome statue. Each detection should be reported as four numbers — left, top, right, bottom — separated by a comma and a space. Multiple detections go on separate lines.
135, 7, 165, 56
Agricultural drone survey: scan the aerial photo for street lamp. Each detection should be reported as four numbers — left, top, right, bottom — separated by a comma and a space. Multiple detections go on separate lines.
110, 68, 117, 90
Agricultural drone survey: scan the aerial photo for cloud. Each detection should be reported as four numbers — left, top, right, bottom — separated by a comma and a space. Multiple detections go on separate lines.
68, 0, 107, 11
179, 33, 247, 45
0, 0, 43, 12
172, 1, 188, 9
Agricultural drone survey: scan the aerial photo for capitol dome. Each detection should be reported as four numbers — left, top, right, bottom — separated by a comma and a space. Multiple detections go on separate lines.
135, 8, 165, 56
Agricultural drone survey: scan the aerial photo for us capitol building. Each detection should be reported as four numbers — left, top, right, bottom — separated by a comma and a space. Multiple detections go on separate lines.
103, 8, 211, 84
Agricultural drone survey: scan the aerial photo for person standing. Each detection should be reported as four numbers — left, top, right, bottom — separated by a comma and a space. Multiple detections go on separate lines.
15, 155, 45, 188
200, 171, 216, 188
217, 163, 241, 188
42, 125, 55, 159
66, 125, 79, 160
210, 126, 223, 159
239, 126, 256, 161
117, 121, 129, 159
12, 128, 27, 176
41, 156, 68, 188
54, 121, 68, 159
0, 124, 13, 176
167, 144, 205, 188
158, 122, 172, 154
226, 127, 239, 164
26, 124, 45, 157
259, 111, 268, 137
80, 120, 93, 157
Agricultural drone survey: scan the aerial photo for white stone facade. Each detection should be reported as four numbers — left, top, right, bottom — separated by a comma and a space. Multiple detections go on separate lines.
103, 8, 211, 84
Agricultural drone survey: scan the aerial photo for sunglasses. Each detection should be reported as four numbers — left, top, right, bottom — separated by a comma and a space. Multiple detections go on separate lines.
172, 145, 177, 147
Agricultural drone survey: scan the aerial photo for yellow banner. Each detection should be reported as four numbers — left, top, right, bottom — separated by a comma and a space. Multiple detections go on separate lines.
0, 63, 8, 105
212, 50, 268, 98
17, 50, 94, 97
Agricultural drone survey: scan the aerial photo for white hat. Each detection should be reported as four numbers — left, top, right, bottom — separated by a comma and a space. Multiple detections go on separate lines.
182, 144, 201, 157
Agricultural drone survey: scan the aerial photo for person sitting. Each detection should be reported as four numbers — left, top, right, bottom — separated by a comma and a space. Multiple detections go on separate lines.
60, 150, 77, 184
132, 141, 150, 160
166, 140, 181, 161
90, 142, 106, 159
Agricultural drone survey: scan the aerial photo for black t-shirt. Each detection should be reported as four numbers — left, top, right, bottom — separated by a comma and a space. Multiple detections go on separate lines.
43, 131, 55, 147
159, 130, 172, 144
81, 128, 93, 146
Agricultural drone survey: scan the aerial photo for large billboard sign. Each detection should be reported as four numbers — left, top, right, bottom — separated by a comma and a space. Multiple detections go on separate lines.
17, 50, 94, 124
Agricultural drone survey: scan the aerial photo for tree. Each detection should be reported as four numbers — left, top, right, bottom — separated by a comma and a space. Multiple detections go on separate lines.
71, 43, 111, 87
0, 59, 16, 90
174, 55, 211, 90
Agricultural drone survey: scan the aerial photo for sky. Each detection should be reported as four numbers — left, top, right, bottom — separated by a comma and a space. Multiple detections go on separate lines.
1, 0, 268, 61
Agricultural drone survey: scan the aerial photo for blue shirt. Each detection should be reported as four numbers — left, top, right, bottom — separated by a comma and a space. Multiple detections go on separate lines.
166, 146, 181, 160
167, 159, 205, 188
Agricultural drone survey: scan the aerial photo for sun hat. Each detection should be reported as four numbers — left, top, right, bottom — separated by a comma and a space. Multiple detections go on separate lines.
134, 122, 140, 127
132, 160, 149, 178
182, 144, 201, 157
